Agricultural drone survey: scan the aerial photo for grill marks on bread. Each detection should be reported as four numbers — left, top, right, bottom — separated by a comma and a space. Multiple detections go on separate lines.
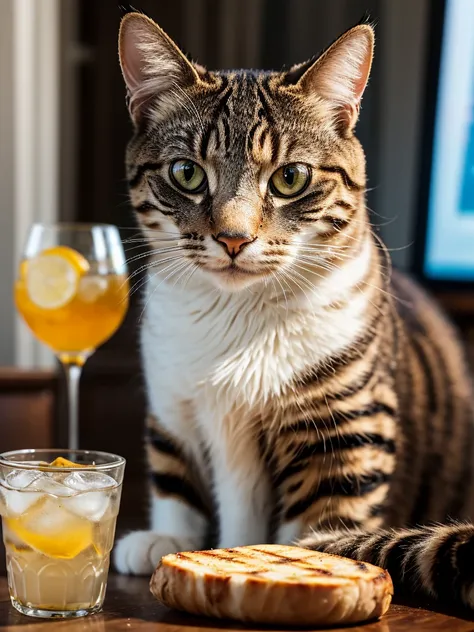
150, 545, 393, 626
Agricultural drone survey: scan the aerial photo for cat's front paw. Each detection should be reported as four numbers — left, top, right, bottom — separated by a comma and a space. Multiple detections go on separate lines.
113, 531, 199, 575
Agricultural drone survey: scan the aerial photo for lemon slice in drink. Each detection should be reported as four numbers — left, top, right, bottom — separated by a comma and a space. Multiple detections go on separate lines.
49, 457, 83, 468
6, 456, 93, 558
25, 246, 89, 310
6, 507, 93, 559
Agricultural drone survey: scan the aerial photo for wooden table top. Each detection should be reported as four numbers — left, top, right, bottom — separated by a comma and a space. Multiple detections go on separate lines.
0, 574, 473, 632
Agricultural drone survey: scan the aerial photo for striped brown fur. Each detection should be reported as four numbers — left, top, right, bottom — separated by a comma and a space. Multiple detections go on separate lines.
115, 12, 474, 610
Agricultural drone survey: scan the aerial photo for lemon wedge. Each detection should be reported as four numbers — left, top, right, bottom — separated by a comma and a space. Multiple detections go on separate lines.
48, 457, 83, 469
6, 509, 93, 559
6, 456, 94, 558
25, 246, 89, 310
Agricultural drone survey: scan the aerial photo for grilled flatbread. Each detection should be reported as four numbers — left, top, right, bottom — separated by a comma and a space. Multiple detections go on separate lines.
150, 544, 393, 626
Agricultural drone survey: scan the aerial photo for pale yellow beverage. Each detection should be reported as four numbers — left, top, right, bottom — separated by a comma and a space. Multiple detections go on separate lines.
0, 450, 125, 619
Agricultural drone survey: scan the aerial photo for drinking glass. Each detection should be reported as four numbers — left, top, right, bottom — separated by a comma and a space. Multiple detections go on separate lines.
14, 224, 129, 449
0, 449, 126, 618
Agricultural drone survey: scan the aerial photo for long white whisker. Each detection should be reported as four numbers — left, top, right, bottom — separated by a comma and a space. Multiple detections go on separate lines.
122, 229, 179, 236
182, 262, 199, 290
291, 267, 323, 294
296, 246, 353, 257
126, 245, 183, 265
296, 255, 346, 269
172, 261, 195, 289
137, 259, 187, 322
126, 254, 184, 283
294, 257, 347, 278
279, 268, 314, 303
291, 260, 329, 283
275, 271, 296, 303
128, 273, 153, 300
124, 237, 180, 250
128, 263, 173, 300
120, 228, 179, 236
124, 242, 175, 254
272, 272, 289, 313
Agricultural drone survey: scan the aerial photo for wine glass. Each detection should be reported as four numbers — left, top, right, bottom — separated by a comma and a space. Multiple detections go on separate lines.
14, 223, 129, 449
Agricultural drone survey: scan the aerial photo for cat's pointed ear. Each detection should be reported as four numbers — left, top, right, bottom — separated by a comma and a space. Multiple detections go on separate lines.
285, 24, 374, 135
119, 12, 202, 123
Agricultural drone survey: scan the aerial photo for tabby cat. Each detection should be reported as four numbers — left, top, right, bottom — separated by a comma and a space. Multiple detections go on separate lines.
114, 11, 474, 609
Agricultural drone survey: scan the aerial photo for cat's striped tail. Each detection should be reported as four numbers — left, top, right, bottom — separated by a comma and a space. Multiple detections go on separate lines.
300, 523, 474, 608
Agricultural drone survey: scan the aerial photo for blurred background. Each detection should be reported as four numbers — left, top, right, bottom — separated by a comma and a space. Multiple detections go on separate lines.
0, 0, 473, 538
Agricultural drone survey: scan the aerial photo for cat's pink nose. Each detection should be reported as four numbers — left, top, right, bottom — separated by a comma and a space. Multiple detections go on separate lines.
214, 232, 255, 258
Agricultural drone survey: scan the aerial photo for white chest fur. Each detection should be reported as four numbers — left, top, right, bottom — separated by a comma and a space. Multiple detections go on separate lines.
142, 238, 371, 423
140, 238, 372, 546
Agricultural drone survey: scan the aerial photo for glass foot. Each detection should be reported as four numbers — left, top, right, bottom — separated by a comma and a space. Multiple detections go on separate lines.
11, 597, 102, 619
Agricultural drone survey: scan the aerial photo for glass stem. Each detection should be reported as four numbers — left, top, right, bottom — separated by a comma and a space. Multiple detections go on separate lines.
62, 362, 83, 450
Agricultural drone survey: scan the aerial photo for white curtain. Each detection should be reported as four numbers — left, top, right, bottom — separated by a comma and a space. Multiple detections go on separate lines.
0, 0, 60, 367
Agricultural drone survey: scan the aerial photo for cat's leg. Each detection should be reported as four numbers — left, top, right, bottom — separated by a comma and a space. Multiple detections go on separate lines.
114, 414, 209, 575
275, 479, 387, 546
273, 397, 396, 546
299, 523, 474, 610
275, 480, 387, 546
207, 415, 272, 548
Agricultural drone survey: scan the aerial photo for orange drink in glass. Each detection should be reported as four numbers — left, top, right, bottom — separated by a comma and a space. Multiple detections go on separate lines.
14, 224, 129, 449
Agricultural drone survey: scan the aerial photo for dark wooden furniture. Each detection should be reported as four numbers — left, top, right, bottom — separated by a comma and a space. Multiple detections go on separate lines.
0, 574, 473, 631
0, 368, 57, 450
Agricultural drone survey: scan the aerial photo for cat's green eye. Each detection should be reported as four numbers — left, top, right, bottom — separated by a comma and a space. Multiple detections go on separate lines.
270, 164, 310, 198
170, 159, 207, 193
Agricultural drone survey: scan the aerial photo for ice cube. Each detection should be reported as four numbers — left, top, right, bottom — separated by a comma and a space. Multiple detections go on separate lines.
6, 470, 42, 490
30, 477, 75, 497
16, 496, 93, 558
62, 472, 116, 521
64, 491, 108, 521
3, 470, 44, 515
63, 471, 117, 491
24, 496, 73, 533
77, 276, 108, 302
